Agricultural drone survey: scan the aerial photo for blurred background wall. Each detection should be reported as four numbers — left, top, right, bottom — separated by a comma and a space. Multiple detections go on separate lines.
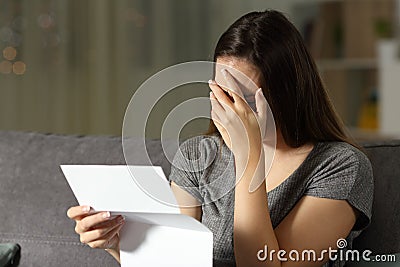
0, 0, 399, 139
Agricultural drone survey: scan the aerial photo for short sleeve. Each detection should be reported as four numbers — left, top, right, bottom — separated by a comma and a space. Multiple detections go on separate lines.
304, 144, 374, 231
168, 136, 210, 203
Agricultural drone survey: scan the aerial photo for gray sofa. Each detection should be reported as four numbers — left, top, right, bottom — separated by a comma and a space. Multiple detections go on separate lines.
0, 131, 399, 266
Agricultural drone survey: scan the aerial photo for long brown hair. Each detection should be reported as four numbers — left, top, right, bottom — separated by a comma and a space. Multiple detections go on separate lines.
206, 10, 357, 148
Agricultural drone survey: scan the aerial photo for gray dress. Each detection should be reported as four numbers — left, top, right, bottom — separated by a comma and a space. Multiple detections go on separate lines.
168, 135, 374, 267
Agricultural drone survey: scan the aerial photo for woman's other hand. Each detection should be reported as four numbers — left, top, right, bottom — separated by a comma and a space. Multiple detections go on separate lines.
209, 68, 267, 156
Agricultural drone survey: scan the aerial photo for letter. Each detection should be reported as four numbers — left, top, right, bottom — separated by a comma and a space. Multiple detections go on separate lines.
277, 250, 287, 261
257, 245, 268, 261
345, 250, 360, 261
362, 250, 372, 262
301, 250, 316, 261
269, 249, 276, 262
329, 247, 338, 261
318, 250, 327, 261
288, 250, 299, 261
388, 254, 396, 262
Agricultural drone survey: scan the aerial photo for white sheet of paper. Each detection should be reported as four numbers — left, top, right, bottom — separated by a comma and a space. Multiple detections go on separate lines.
60, 165, 179, 214
61, 165, 213, 267
117, 212, 213, 267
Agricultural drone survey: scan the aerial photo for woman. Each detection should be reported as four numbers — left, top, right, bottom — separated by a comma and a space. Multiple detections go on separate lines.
67, 10, 373, 267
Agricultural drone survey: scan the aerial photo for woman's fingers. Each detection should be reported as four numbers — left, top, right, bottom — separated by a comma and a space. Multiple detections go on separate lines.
86, 223, 124, 249
210, 91, 224, 115
91, 215, 124, 229
255, 88, 267, 118
67, 205, 92, 220
75, 211, 116, 233
255, 88, 267, 138
85, 225, 122, 249
210, 93, 224, 128
208, 80, 233, 109
221, 69, 247, 107
79, 216, 125, 245
68, 206, 126, 251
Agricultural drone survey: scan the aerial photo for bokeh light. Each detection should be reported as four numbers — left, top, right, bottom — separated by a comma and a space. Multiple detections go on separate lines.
3, 46, 17, 61
12, 61, 26, 75
0, 60, 12, 74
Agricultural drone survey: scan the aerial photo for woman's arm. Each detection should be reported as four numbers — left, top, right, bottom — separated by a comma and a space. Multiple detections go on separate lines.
233, 148, 281, 267
274, 196, 357, 266
171, 181, 202, 221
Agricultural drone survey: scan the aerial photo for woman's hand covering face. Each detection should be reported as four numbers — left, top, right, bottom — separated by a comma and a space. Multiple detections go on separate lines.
209, 68, 268, 155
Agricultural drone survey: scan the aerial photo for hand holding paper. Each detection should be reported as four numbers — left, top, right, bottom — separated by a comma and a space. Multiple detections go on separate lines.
66, 205, 125, 253
61, 165, 213, 267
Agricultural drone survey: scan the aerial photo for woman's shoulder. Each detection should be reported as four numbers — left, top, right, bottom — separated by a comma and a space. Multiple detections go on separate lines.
304, 141, 374, 196
305, 141, 374, 231
180, 134, 222, 145
169, 134, 227, 191
314, 141, 372, 172
177, 134, 224, 157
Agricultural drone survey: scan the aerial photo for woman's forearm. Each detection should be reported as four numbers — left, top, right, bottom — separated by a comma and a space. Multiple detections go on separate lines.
233, 147, 280, 267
